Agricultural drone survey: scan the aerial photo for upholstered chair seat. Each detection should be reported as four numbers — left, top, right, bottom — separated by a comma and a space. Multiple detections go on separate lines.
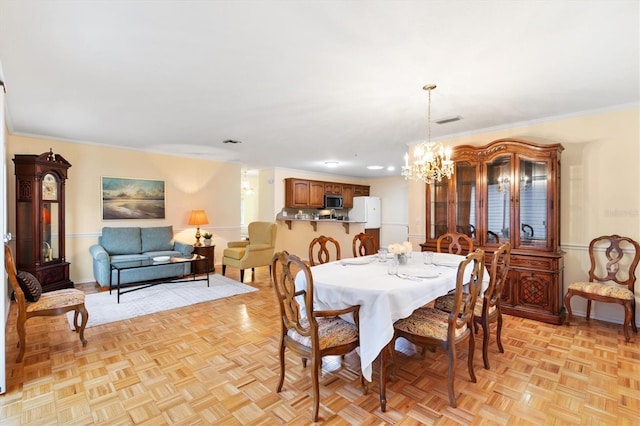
567, 281, 633, 299
26, 289, 86, 312
434, 294, 497, 317
286, 316, 359, 349
394, 307, 467, 339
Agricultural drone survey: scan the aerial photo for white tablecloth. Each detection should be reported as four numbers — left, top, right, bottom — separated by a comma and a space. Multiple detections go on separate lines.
294, 252, 488, 381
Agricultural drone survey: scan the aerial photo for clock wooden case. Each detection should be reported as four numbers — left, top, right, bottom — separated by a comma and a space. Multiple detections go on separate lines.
13, 149, 73, 292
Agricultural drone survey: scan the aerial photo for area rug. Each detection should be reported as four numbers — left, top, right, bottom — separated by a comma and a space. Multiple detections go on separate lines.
66, 274, 257, 329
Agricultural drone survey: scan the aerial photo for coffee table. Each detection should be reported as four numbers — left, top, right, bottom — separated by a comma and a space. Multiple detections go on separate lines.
110, 254, 210, 303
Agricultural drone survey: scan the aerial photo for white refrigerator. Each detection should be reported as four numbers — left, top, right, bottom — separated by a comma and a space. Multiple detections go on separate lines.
350, 196, 381, 228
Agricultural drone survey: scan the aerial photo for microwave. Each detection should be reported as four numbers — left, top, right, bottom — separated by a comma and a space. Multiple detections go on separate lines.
324, 194, 343, 209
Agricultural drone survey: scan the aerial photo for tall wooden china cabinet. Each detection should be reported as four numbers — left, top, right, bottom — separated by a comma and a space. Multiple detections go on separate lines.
420, 139, 564, 324
13, 150, 73, 292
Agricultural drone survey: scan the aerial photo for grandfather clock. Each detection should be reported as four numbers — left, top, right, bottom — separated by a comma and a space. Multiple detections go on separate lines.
13, 149, 73, 292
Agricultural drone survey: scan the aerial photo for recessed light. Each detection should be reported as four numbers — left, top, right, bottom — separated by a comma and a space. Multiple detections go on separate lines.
367, 165, 384, 170
387, 166, 395, 171
324, 161, 339, 168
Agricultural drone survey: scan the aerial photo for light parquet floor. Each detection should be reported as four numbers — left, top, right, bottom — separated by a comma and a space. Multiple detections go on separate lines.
2, 267, 639, 425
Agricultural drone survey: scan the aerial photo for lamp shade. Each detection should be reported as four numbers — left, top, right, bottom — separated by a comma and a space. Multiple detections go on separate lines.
188, 209, 209, 226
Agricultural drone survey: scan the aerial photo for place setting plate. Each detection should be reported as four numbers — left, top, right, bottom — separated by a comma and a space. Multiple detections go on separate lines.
339, 257, 375, 266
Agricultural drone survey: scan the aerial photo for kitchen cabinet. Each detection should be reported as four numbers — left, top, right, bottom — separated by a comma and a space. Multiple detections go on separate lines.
285, 178, 370, 209
309, 181, 325, 207
421, 138, 564, 324
324, 182, 342, 195
13, 150, 74, 292
285, 178, 324, 208
354, 185, 370, 196
342, 184, 354, 208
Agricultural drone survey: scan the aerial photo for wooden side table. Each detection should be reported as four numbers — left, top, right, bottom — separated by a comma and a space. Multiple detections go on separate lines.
193, 245, 215, 274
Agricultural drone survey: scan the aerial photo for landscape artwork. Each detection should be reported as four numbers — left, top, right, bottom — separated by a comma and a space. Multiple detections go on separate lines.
102, 177, 165, 220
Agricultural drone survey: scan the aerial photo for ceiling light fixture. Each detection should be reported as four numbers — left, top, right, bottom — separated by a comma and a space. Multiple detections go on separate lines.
367, 165, 384, 170
242, 171, 254, 195
324, 161, 339, 168
401, 84, 454, 185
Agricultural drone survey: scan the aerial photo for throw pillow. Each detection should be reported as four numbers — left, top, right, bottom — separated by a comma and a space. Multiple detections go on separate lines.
16, 271, 43, 302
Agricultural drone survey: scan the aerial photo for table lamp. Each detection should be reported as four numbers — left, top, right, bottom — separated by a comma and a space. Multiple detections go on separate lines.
188, 209, 209, 246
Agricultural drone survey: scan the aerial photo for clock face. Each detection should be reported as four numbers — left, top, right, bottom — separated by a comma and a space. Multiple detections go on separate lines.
42, 173, 58, 201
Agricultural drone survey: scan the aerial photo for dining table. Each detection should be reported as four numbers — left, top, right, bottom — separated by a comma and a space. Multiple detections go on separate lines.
294, 251, 489, 409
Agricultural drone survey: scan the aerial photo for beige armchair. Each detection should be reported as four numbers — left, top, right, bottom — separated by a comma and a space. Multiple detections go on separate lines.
222, 221, 277, 282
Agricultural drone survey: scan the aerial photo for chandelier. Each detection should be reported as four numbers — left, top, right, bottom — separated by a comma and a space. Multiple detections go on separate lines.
401, 84, 454, 184
242, 171, 254, 195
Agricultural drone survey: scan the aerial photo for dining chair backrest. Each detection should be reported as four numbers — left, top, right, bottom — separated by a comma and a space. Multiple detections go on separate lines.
353, 232, 377, 257
482, 242, 511, 318
436, 232, 473, 255
272, 251, 313, 330
308, 235, 341, 266
450, 249, 485, 336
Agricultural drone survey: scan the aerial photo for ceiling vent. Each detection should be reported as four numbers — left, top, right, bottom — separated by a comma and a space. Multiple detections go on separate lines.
435, 116, 462, 125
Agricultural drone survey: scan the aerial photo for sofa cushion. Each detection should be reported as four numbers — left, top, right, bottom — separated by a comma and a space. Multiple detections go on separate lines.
110, 254, 149, 262
101, 227, 142, 255
141, 226, 174, 252
143, 250, 183, 259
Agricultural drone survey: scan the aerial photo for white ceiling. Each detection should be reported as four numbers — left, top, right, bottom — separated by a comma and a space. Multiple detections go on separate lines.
0, 1, 638, 178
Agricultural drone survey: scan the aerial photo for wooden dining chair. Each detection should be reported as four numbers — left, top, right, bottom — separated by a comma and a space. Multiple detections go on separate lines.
271, 251, 366, 422
436, 232, 474, 255
390, 249, 485, 407
434, 242, 511, 369
4, 244, 88, 362
308, 235, 341, 266
564, 235, 640, 342
352, 232, 377, 257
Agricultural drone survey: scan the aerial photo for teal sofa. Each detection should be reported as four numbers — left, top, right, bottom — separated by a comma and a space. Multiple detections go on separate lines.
89, 226, 194, 288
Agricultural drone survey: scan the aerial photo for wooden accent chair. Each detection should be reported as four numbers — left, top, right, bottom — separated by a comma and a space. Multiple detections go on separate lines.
308, 235, 341, 266
352, 232, 377, 257
436, 232, 474, 255
390, 249, 485, 407
434, 242, 511, 369
4, 244, 88, 362
222, 221, 277, 282
564, 235, 640, 342
271, 251, 366, 422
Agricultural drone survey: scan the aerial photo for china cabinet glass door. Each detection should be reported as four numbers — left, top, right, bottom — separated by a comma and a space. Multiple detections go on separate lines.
485, 155, 511, 245
455, 161, 477, 244
518, 157, 549, 249
429, 179, 449, 239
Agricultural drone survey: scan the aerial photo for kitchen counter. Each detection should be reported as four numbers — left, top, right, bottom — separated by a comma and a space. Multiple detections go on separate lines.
276, 213, 366, 234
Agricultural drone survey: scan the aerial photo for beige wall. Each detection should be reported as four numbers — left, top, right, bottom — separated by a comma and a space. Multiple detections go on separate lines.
6, 135, 242, 284
406, 106, 640, 324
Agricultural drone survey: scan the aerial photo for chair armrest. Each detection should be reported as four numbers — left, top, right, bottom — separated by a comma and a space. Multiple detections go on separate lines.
174, 241, 194, 256
228, 241, 250, 248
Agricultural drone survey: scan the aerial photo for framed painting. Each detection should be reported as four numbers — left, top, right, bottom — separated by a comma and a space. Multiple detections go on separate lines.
101, 177, 166, 220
